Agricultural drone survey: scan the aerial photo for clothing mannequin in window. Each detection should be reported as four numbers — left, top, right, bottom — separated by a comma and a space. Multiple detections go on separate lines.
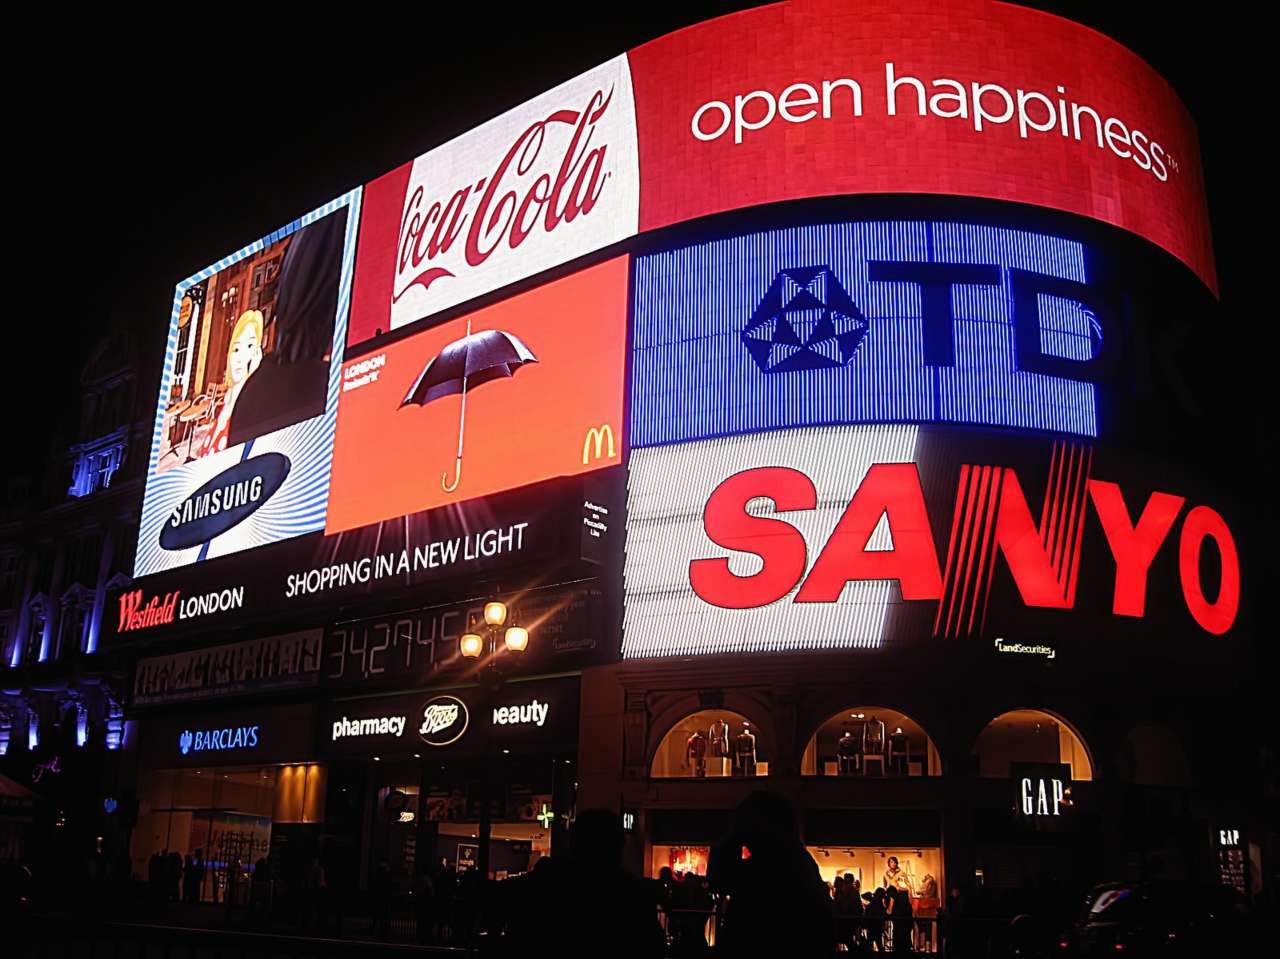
863, 716, 887, 775
708, 718, 730, 758
686, 729, 708, 777
734, 723, 757, 776
888, 726, 909, 776
918, 873, 938, 900
837, 729, 860, 775
882, 856, 912, 894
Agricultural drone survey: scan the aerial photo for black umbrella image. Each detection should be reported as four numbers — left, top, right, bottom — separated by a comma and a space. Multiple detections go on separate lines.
400, 318, 538, 492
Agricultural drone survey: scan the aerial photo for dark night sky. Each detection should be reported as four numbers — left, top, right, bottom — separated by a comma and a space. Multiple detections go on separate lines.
3, 1, 1272, 471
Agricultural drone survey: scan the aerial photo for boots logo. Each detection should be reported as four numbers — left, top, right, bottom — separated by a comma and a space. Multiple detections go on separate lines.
160, 452, 291, 550
418, 696, 469, 746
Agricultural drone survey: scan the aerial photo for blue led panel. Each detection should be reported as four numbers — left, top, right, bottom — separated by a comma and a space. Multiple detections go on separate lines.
631, 221, 1100, 447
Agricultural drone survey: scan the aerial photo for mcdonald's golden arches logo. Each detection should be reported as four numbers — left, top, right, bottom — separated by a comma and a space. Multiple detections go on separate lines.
582, 424, 617, 464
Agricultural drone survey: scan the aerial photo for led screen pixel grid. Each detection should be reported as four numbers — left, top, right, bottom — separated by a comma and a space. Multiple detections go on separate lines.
135, 192, 361, 577
622, 425, 919, 659
631, 221, 1100, 450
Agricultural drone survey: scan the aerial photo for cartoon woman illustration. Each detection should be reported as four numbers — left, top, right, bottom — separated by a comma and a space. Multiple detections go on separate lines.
201, 309, 263, 455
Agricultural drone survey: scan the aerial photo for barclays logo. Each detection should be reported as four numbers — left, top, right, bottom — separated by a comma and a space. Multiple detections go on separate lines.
179, 724, 260, 755
160, 453, 291, 551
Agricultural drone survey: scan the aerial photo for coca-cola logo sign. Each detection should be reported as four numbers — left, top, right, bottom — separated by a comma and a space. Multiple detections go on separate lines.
396, 86, 617, 300
418, 695, 470, 746
350, 56, 638, 344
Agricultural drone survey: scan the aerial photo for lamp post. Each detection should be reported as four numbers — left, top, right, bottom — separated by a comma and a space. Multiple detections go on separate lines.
458, 600, 529, 880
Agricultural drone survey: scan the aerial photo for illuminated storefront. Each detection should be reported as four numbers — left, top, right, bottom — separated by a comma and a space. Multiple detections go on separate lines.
130, 704, 320, 902
319, 676, 580, 887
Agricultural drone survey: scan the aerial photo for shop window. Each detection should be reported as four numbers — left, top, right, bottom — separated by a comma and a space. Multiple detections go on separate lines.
130, 764, 325, 903
974, 709, 1093, 780
651, 709, 767, 779
802, 707, 941, 777
1122, 723, 1191, 786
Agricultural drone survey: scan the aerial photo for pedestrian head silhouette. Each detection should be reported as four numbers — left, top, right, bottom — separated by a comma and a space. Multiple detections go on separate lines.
730, 790, 799, 854
569, 808, 624, 870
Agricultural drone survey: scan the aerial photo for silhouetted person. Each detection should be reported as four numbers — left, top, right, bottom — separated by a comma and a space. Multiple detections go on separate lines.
167, 850, 183, 902
865, 889, 887, 951
889, 886, 914, 952
148, 851, 163, 897
708, 791, 834, 958
496, 809, 663, 959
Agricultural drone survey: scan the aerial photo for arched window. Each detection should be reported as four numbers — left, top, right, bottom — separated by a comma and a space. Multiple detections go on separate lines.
650, 709, 767, 779
802, 706, 941, 777
974, 709, 1093, 780
1122, 723, 1191, 786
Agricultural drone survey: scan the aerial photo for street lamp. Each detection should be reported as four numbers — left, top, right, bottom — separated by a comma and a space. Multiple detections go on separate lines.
459, 600, 530, 668
456, 598, 532, 881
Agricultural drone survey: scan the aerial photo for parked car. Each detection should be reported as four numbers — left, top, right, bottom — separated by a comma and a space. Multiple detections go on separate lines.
1061, 880, 1253, 957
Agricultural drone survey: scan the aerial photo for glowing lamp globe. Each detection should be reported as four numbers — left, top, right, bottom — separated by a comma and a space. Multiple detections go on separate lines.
460, 633, 484, 659
484, 601, 508, 626
504, 626, 529, 653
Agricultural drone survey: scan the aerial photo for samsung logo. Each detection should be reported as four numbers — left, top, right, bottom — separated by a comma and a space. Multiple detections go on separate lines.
160, 453, 290, 550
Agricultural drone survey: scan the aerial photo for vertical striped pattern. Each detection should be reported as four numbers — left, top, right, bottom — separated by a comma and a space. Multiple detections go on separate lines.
934, 440, 1094, 639
134, 189, 362, 578
630, 220, 1097, 449
621, 425, 918, 659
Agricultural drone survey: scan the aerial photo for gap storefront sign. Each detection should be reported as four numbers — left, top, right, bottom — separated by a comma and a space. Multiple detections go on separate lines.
320, 676, 579, 760
138, 704, 317, 768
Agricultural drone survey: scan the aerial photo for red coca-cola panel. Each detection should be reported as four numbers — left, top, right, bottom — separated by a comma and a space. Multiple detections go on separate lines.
629, 0, 1215, 292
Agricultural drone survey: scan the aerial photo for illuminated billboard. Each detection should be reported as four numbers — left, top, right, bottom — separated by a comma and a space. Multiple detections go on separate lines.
621, 426, 1240, 659
345, 0, 1212, 354
347, 56, 639, 345
629, 0, 1215, 292
631, 220, 1106, 447
327, 256, 628, 533
135, 192, 360, 577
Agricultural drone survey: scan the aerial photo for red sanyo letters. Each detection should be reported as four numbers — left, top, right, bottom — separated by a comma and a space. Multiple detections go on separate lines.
689, 465, 1239, 636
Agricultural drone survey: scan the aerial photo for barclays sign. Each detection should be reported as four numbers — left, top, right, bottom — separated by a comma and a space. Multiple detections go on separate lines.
178, 724, 261, 756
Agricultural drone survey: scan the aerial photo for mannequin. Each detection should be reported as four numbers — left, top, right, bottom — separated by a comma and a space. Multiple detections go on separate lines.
882, 855, 912, 894
889, 726, 909, 776
837, 728, 860, 775
918, 873, 938, 900
734, 722, 757, 777
708, 718, 731, 758
686, 729, 708, 777
864, 716, 887, 754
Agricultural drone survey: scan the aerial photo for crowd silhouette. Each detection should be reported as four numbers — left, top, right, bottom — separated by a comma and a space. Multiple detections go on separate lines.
6, 790, 1066, 956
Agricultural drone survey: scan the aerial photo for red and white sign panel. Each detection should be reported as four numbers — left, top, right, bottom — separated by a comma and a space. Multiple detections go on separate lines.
346, 1, 1214, 347
629, 0, 1215, 292
622, 426, 1241, 660
348, 56, 638, 345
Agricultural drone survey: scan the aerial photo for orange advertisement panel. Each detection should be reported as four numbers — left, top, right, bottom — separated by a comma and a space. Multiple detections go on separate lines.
326, 256, 627, 533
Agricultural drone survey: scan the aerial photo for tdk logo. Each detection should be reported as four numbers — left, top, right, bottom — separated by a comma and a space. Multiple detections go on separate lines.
160, 453, 291, 551
743, 266, 867, 373
743, 260, 1107, 383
